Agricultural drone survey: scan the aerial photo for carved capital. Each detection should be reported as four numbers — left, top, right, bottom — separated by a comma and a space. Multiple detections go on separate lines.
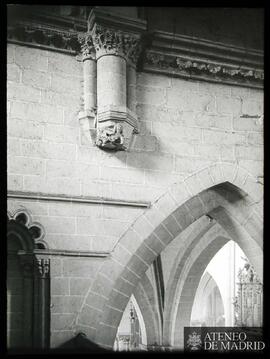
91, 24, 142, 65
78, 32, 96, 60
36, 258, 50, 278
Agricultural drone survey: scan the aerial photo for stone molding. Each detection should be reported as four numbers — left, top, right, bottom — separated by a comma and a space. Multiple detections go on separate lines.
18, 249, 110, 258
143, 31, 263, 88
7, 190, 150, 208
97, 106, 139, 131
8, 21, 82, 54
7, 9, 263, 88
144, 50, 263, 87
88, 7, 147, 34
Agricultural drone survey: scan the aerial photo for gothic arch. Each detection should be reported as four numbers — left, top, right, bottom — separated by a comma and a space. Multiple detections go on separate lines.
163, 206, 263, 348
75, 162, 263, 349
170, 224, 262, 348
169, 233, 229, 347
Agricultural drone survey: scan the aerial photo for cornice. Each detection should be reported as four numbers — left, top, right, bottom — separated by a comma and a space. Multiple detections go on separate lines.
7, 10, 263, 88
143, 50, 263, 88
88, 7, 147, 34
150, 30, 263, 68
142, 31, 263, 88
7, 20, 82, 54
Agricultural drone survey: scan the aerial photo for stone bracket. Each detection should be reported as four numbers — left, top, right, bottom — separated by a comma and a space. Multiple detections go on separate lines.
95, 106, 139, 151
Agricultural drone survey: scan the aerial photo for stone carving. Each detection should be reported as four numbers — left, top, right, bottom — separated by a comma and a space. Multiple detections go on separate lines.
91, 24, 142, 65
145, 51, 264, 85
96, 123, 125, 150
95, 106, 139, 151
176, 56, 264, 80
238, 259, 261, 284
36, 258, 50, 278
8, 23, 81, 52
145, 52, 172, 68
78, 32, 96, 60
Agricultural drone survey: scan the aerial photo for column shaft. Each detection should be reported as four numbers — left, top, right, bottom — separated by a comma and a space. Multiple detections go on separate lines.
97, 55, 126, 109
83, 58, 97, 111
127, 64, 137, 112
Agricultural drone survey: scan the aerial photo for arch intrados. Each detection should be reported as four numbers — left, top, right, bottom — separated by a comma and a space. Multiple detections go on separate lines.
133, 274, 161, 346
171, 235, 229, 346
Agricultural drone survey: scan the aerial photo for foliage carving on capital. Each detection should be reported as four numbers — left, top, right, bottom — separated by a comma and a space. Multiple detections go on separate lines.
91, 24, 142, 64
78, 32, 96, 60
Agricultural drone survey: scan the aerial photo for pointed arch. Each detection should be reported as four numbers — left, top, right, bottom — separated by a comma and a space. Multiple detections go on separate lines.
75, 162, 263, 349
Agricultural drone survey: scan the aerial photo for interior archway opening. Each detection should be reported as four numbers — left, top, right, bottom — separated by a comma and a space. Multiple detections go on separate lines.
113, 294, 147, 351
191, 271, 225, 327
190, 240, 263, 328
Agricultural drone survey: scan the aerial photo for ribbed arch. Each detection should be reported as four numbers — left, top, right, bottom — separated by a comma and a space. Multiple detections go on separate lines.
74, 163, 263, 349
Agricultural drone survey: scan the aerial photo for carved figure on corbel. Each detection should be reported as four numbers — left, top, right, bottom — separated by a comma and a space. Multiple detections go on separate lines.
96, 123, 125, 150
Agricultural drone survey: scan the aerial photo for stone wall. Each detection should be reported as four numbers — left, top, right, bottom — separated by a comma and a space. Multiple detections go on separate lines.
7, 41, 263, 347
7, 44, 263, 203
